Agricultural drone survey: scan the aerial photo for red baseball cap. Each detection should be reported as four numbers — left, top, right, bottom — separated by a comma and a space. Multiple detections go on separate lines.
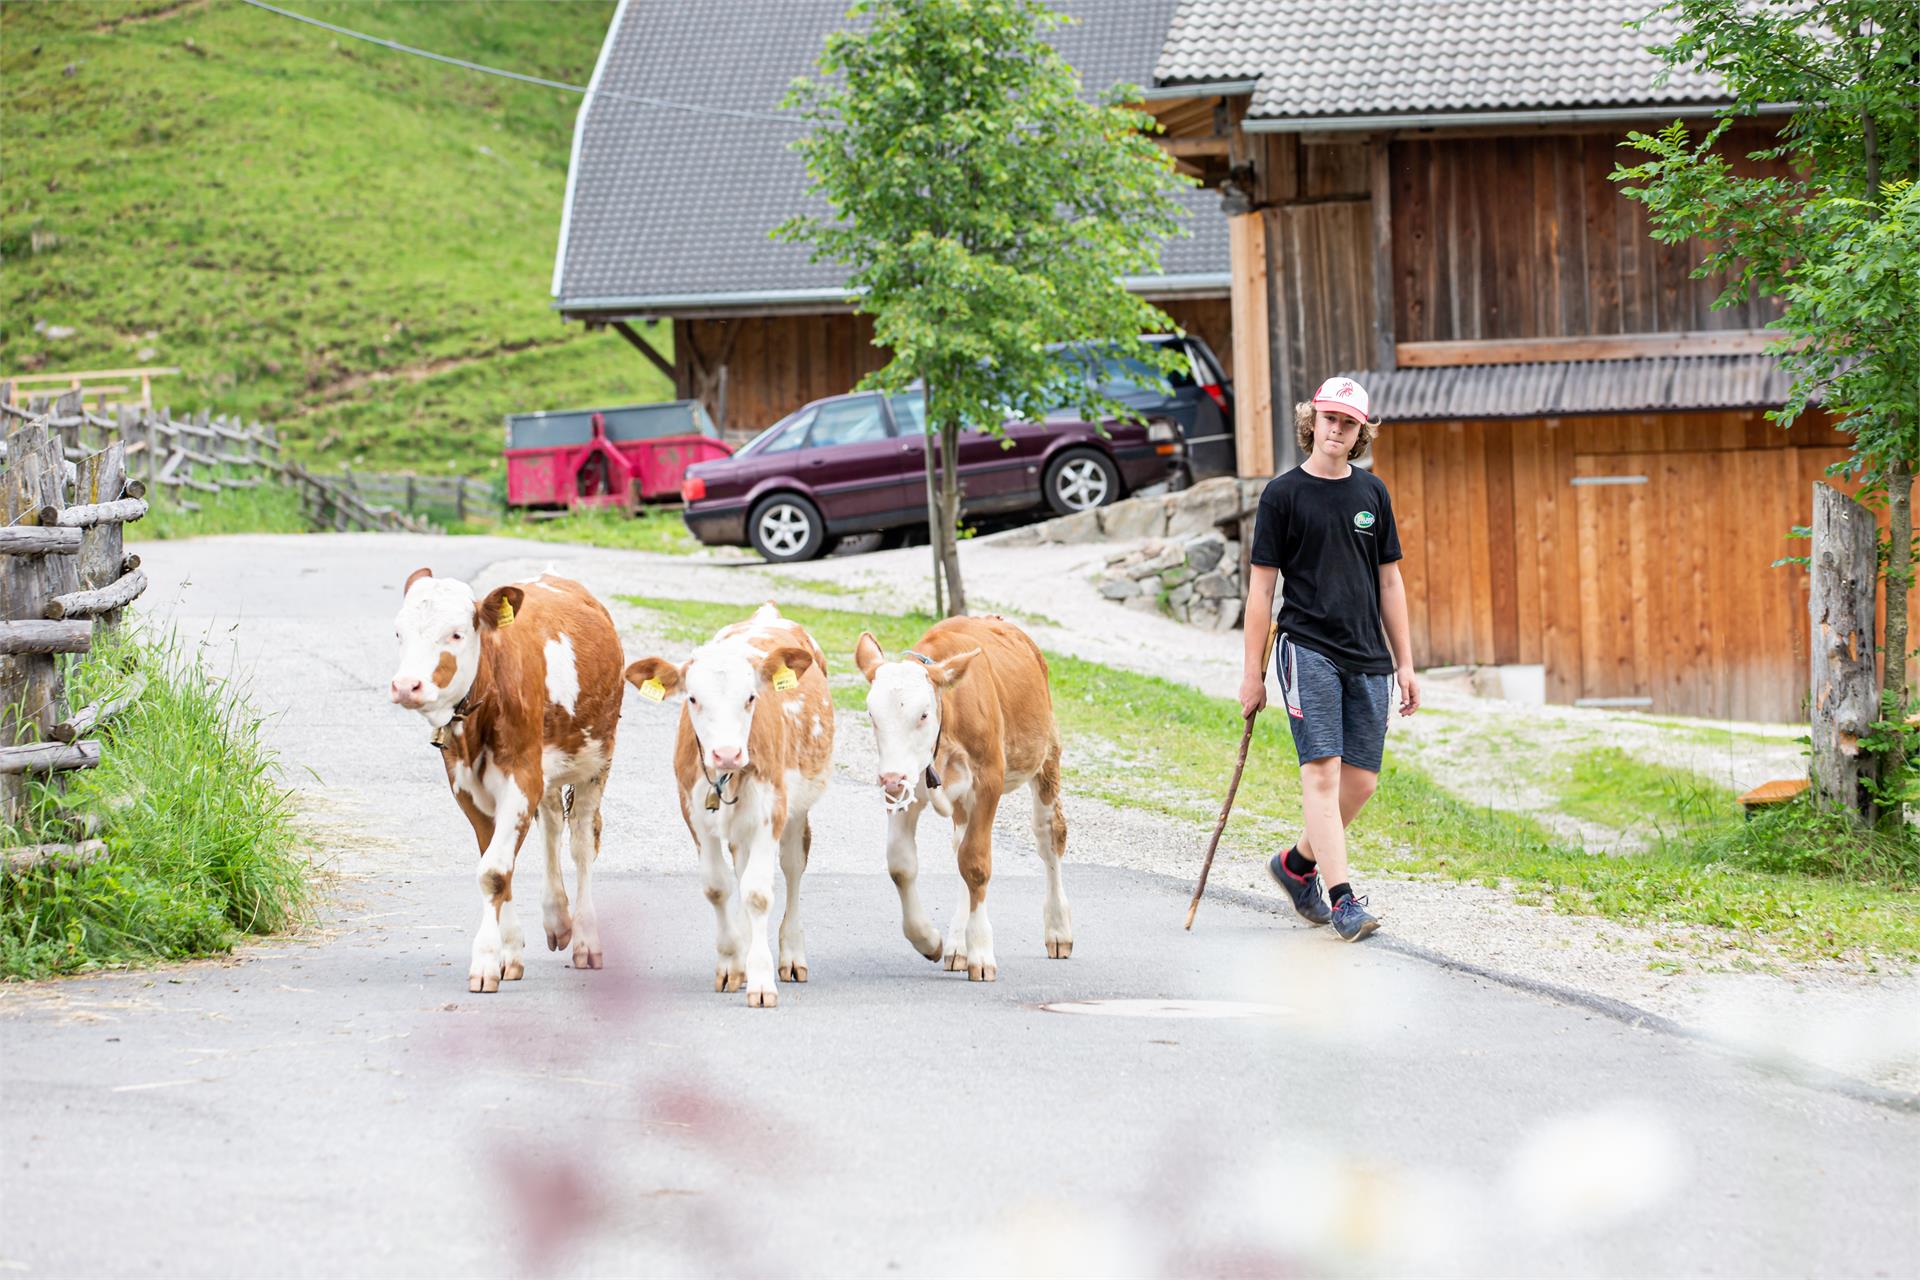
1312, 376, 1371, 424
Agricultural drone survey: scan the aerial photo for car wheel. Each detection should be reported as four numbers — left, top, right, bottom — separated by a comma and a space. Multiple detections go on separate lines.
748, 494, 827, 562
1043, 449, 1121, 515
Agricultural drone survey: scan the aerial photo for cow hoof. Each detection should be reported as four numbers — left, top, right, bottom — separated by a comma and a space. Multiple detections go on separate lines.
967, 962, 998, 982
546, 926, 572, 952
716, 968, 746, 993
779, 962, 808, 983
571, 944, 603, 971
470, 973, 500, 994
1047, 939, 1073, 959
502, 960, 525, 981
747, 988, 778, 1008
943, 951, 967, 972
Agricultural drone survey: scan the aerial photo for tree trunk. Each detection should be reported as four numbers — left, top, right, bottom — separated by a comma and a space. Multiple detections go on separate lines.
1811, 483, 1880, 819
921, 383, 945, 618
939, 422, 967, 616
1878, 453, 1913, 817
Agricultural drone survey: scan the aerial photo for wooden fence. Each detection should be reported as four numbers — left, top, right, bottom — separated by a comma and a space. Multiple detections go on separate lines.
330, 468, 497, 524
0, 387, 435, 535
0, 411, 149, 873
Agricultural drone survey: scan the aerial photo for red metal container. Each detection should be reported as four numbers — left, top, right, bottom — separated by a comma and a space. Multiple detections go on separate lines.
504, 400, 732, 510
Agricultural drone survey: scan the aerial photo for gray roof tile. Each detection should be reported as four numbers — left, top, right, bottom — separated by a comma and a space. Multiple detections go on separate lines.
1344, 355, 1792, 420
1155, 0, 1726, 121
556, 0, 1223, 312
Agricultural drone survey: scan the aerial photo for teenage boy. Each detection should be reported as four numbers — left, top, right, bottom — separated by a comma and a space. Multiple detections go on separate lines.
1239, 377, 1419, 942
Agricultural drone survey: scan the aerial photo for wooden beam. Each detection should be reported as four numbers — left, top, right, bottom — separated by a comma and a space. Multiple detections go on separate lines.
1396, 330, 1788, 367
609, 321, 676, 383
0, 527, 81, 556
3, 839, 108, 874
1163, 135, 1233, 158
0, 620, 92, 655
1229, 212, 1274, 478
0, 740, 100, 775
1368, 136, 1396, 372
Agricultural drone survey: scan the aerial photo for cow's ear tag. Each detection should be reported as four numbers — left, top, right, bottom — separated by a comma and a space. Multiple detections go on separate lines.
497, 598, 516, 628
771, 664, 798, 692
639, 677, 666, 702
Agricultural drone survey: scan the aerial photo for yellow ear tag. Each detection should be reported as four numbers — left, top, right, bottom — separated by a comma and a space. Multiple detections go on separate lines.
771, 664, 798, 692
496, 598, 515, 628
639, 677, 666, 702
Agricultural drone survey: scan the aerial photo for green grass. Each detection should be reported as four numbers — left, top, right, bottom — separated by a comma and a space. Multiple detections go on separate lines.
623, 594, 1920, 961
459, 506, 701, 554
761, 572, 875, 599
133, 483, 308, 540
1557, 746, 1739, 836
0, 628, 310, 978
2, 1, 669, 476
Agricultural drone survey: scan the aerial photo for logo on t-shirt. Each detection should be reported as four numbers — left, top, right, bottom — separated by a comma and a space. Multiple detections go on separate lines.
1354, 511, 1376, 530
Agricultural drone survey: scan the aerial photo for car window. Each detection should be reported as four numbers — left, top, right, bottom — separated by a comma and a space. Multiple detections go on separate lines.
888, 392, 925, 436
1091, 354, 1170, 396
749, 408, 814, 455
805, 396, 891, 448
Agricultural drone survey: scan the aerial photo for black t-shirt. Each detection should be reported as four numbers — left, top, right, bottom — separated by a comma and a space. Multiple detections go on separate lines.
1249, 464, 1402, 674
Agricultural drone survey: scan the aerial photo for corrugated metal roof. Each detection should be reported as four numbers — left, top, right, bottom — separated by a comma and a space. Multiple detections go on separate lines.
555, 0, 1225, 314
1155, 0, 1728, 123
1341, 355, 1795, 421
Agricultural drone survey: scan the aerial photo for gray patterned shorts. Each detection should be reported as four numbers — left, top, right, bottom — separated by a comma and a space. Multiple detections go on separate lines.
1275, 634, 1394, 772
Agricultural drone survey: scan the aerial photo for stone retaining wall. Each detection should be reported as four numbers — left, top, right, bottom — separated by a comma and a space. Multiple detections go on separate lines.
993, 476, 1265, 631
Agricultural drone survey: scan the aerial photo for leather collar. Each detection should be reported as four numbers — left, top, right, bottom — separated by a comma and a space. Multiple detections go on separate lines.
429, 694, 474, 751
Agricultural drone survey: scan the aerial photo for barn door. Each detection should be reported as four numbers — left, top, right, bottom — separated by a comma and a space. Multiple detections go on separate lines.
1571, 449, 1838, 722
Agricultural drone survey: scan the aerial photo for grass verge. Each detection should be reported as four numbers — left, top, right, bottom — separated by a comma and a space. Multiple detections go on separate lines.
454, 506, 701, 554
0, 628, 308, 978
621, 594, 1920, 962
1557, 746, 1739, 837
133, 483, 309, 540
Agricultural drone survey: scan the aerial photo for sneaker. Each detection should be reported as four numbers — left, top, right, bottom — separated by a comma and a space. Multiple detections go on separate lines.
1330, 894, 1381, 942
1267, 851, 1332, 926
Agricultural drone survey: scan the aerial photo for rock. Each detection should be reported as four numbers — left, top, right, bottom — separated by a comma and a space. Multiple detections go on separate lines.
1167, 584, 1194, 608
1044, 509, 1101, 543
1223, 540, 1241, 566
1099, 496, 1169, 541
1166, 476, 1242, 538
1183, 532, 1226, 574
1097, 576, 1141, 600
1193, 570, 1237, 599
1131, 546, 1184, 577
1205, 598, 1246, 631
1122, 594, 1161, 614
993, 525, 1044, 547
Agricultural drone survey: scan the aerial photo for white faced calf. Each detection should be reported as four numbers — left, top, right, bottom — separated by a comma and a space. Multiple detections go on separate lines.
624, 604, 833, 1008
390, 569, 624, 992
855, 615, 1072, 981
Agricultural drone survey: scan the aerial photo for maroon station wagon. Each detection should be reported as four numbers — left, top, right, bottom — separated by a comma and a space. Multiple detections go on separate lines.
679, 389, 1183, 561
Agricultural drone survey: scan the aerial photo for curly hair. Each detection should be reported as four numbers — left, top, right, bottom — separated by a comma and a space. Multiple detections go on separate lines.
1294, 400, 1381, 462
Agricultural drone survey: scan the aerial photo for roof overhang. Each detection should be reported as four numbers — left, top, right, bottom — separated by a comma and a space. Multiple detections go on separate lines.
557, 272, 1231, 321
1344, 354, 1795, 422
1242, 100, 1794, 133
1138, 79, 1258, 102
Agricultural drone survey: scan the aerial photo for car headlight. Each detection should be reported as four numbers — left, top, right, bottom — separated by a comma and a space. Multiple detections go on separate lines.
1147, 420, 1176, 442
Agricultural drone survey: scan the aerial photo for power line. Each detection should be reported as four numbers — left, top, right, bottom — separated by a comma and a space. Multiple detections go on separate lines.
238, 0, 800, 126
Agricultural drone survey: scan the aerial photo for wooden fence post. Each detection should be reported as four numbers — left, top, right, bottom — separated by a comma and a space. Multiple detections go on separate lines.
1810, 483, 1880, 819
76, 444, 131, 639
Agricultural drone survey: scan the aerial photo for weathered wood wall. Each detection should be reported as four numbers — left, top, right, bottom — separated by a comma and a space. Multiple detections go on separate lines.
674, 298, 1234, 442
1388, 129, 1785, 344
1370, 409, 1913, 723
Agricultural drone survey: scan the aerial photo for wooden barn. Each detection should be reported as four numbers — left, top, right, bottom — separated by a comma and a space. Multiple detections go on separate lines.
551, 0, 1233, 444
1143, 0, 1901, 723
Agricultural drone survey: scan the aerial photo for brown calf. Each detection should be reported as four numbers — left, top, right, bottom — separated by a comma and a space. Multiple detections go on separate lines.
390, 570, 624, 992
625, 603, 835, 1008
855, 616, 1072, 981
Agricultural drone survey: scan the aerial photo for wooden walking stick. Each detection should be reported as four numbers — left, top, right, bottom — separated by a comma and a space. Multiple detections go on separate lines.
1185, 620, 1279, 930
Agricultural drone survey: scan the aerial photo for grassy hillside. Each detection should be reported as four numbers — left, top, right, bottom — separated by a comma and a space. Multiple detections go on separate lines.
1, 0, 673, 476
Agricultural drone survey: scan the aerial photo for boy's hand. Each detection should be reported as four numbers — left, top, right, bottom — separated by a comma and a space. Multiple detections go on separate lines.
1396, 666, 1421, 716
1238, 673, 1267, 719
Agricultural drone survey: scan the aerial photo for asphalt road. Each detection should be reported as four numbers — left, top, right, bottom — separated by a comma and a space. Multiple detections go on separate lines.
3, 533, 1916, 1278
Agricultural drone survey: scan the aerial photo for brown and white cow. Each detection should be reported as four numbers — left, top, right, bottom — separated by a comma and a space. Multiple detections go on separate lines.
389, 569, 624, 992
854, 616, 1072, 981
623, 603, 833, 1008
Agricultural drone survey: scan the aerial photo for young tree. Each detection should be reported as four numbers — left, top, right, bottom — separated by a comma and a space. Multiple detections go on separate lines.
1613, 1, 1920, 821
778, 0, 1190, 615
